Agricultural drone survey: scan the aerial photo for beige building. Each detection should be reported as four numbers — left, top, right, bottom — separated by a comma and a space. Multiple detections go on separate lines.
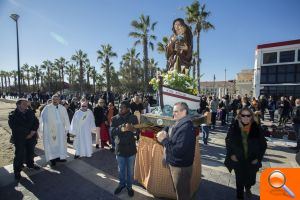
235, 69, 254, 97
200, 81, 235, 99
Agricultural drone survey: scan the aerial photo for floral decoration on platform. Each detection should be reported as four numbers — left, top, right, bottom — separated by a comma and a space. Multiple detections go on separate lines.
149, 70, 198, 95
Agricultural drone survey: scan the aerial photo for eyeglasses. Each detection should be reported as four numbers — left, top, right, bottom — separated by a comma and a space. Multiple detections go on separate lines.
99, 102, 105, 103
241, 114, 251, 118
173, 110, 182, 113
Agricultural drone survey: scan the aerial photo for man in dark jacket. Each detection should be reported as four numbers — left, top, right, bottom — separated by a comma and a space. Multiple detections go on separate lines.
157, 102, 195, 200
8, 98, 40, 180
111, 101, 139, 197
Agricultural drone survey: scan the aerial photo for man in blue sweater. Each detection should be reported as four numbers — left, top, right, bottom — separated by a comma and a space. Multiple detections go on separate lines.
157, 102, 195, 200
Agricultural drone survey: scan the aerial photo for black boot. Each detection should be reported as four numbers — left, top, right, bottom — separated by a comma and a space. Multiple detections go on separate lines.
50, 159, 56, 166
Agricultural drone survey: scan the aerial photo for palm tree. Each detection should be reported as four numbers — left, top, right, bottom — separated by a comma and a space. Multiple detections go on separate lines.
29, 65, 42, 89
85, 62, 93, 89
41, 60, 53, 93
90, 66, 97, 94
185, 1, 215, 93
191, 51, 197, 79
157, 36, 169, 71
129, 14, 157, 93
11, 70, 18, 87
123, 48, 141, 80
29, 66, 37, 88
21, 63, 31, 88
148, 58, 159, 78
54, 57, 69, 93
65, 64, 77, 86
71, 50, 89, 96
97, 44, 117, 92
95, 73, 105, 92
110, 67, 120, 93
6, 71, 11, 91
0, 71, 5, 93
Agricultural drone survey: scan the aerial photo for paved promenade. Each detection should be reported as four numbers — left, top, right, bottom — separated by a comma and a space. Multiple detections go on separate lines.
0, 99, 299, 200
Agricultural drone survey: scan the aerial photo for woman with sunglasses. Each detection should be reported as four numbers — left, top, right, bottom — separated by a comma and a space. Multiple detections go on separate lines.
224, 107, 267, 200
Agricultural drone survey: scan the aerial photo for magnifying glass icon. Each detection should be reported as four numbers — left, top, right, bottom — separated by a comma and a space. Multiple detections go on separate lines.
268, 170, 295, 198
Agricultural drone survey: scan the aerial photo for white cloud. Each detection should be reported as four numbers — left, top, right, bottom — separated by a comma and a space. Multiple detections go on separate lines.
50, 32, 69, 46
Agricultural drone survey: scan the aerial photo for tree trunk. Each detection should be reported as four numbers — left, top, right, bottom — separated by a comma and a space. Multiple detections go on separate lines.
1, 76, 3, 92
8, 77, 11, 91
196, 31, 201, 94
4, 76, 7, 93
143, 38, 149, 93
80, 61, 83, 96
48, 68, 51, 94
27, 72, 30, 88
61, 66, 64, 94
106, 57, 111, 92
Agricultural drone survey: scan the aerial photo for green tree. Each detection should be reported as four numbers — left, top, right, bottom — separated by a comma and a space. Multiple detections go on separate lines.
129, 14, 157, 93
71, 50, 89, 96
191, 51, 197, 79
90, 66, 97, 94
157, 36, 169, 70
21, 63, 31, 88
0, 71, 4, 92
85, 61, 93, 90
11, 70, 18, 87
148, 58, 159, 78
185, 1, 215, 93
41, 60, 53, 93
110, 67, 121, 93
65, 64, 78, 90
97, 44, 117, 92
54, 57, 69, 93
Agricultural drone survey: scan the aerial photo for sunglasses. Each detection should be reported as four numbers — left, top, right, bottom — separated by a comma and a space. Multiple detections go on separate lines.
241, 114, 251, 118
81, 106, 87, 107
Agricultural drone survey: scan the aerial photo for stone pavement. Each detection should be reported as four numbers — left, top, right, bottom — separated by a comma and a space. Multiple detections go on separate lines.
0, 99, 299, 200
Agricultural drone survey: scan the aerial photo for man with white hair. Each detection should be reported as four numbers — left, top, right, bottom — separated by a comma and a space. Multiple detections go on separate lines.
39, 94, 70, 166
70, 99, 96, 158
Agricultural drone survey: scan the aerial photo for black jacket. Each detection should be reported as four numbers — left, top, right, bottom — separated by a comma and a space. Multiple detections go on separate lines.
111, 112, 139, 157
161, 116, 195, 167
8, 108, 39, 141
93, 106, 107, 127
292, 106, 300, 124
224, 120, 267, 172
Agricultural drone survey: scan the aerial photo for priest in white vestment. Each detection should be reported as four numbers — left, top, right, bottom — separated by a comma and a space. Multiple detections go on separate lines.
70, 100, 96, 158
39, 95, 70, 166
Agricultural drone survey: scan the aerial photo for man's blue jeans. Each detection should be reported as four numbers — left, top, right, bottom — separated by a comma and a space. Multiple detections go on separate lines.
116, 155, 136, 189
201, 124, 210, 144
109, 127, 114, 149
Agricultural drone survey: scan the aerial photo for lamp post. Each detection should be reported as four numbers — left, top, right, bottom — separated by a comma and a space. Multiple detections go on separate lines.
10, 14, 21, 97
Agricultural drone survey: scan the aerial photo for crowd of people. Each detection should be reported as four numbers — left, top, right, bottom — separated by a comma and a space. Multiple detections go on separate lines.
6, 91, 300, 199
7, 92, 152, 197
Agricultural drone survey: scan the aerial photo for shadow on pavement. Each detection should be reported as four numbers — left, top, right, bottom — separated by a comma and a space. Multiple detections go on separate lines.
0, 181, 23, 200
81, 149, 119, 178
194, 179, 260, 200
200, 144, 227, 168
0, 165, 119, 200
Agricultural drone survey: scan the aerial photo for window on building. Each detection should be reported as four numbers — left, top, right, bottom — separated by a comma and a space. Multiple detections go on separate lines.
298, 49, 300, 61
263, 52, 277, 64
268, 74, 276, 83
280, 50, 295, 63
260, 74, 267, 83
277, 74, 285, 83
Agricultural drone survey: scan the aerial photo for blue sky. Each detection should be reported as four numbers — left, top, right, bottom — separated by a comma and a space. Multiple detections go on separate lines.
0, 0, 299, 82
